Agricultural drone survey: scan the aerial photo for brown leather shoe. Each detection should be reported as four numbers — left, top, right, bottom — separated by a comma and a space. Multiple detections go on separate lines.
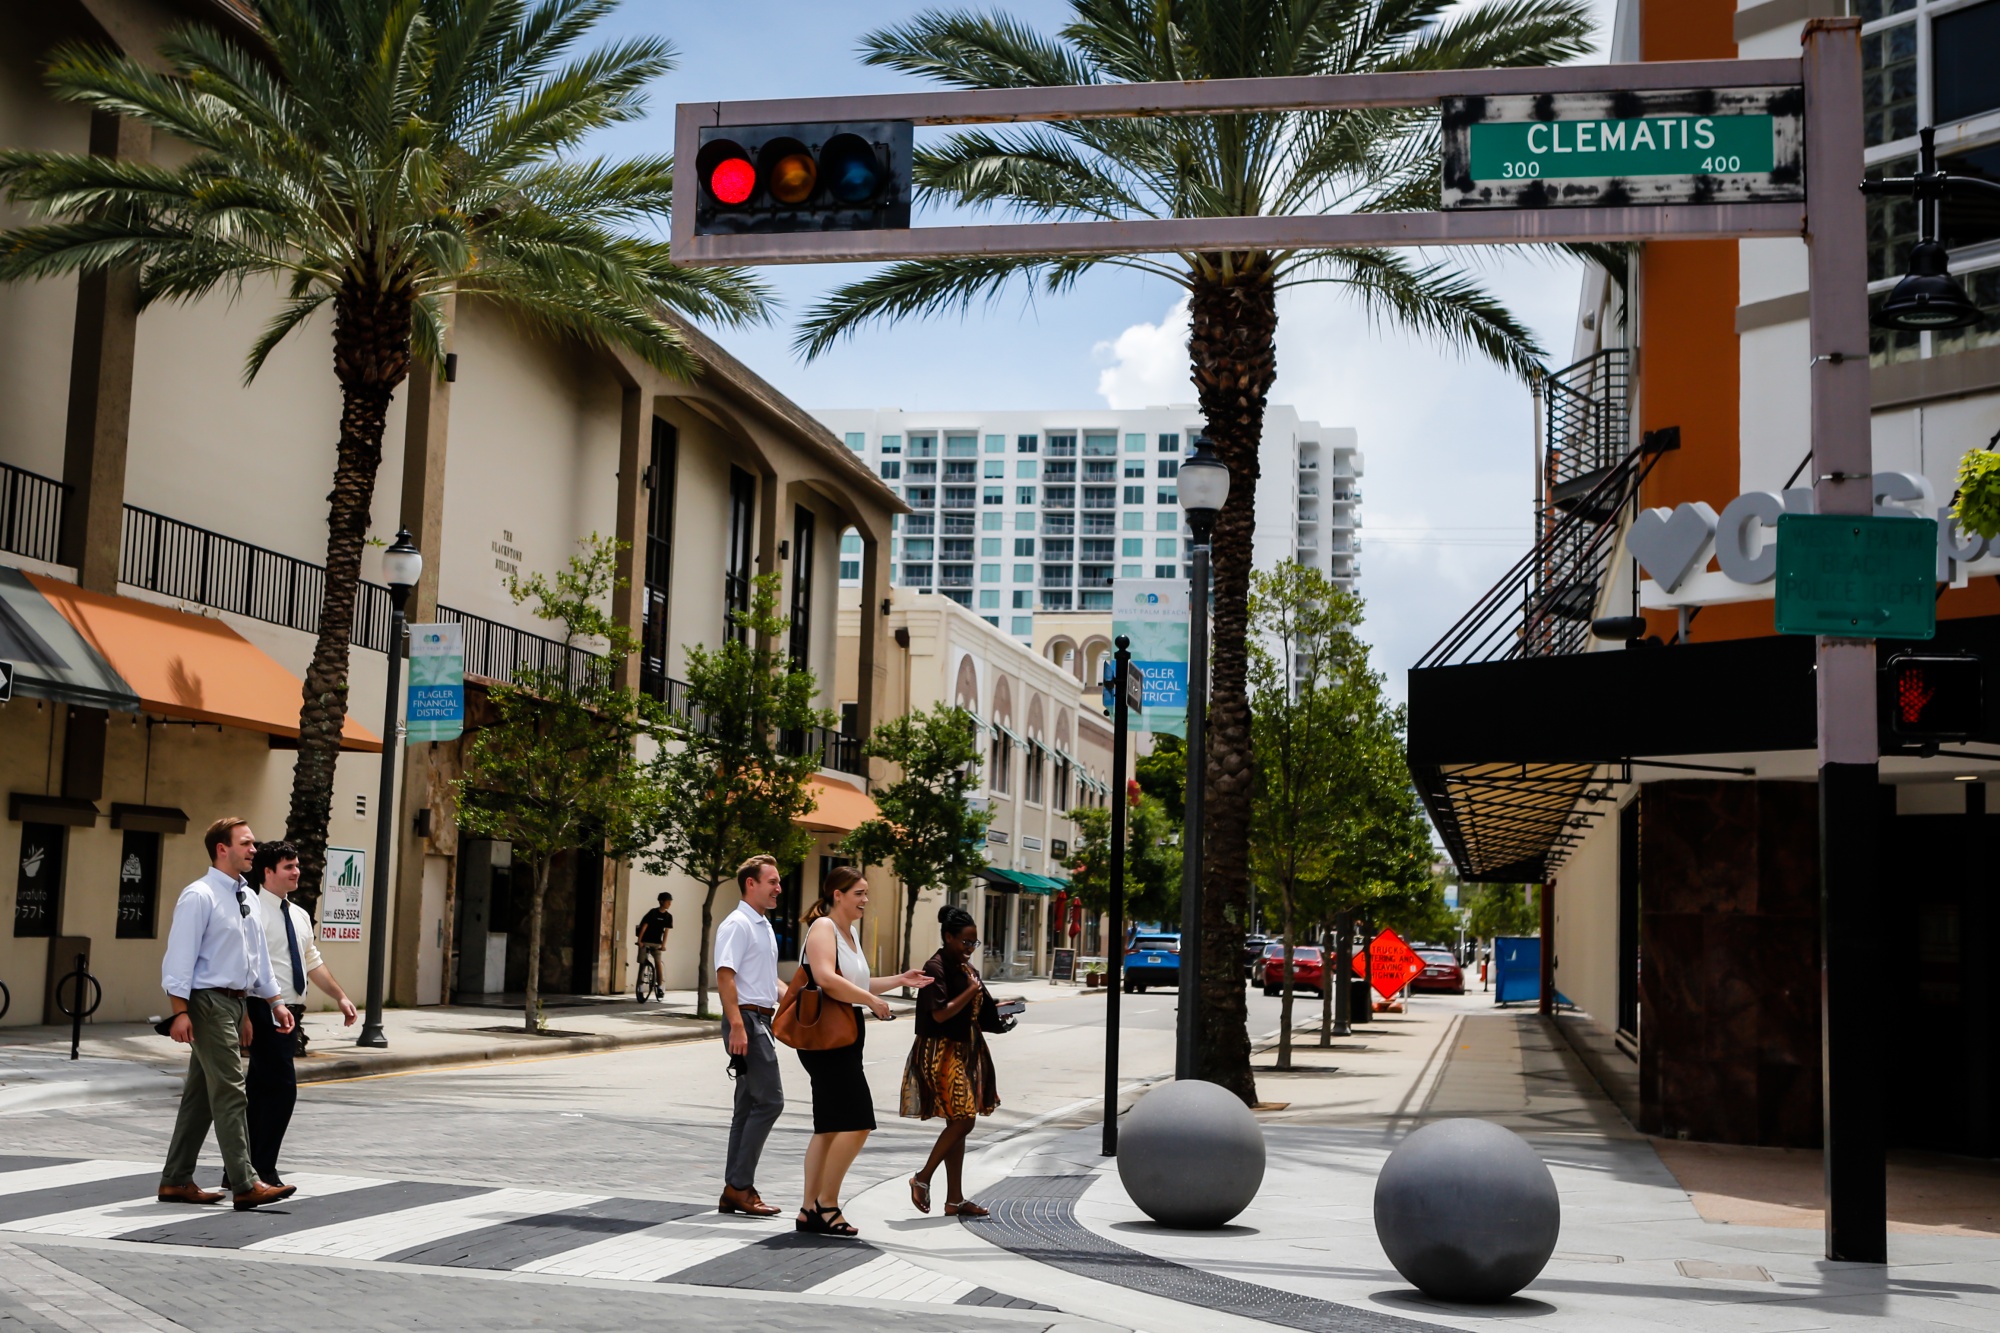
232, 1181, 297, 1211
718, 1184, 779, 1217
157, 1183, 224, 1206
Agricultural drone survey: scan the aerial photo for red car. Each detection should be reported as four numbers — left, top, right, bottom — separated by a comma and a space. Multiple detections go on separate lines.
1261, 944, 1324, 996
1411, 949, 1466, 995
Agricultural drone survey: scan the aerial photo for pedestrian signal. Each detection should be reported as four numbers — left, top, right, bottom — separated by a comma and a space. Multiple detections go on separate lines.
694, 123, 913, 236
1883, 652, 1982, 741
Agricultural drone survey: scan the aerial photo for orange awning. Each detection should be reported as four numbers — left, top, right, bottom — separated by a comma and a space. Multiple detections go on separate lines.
27, 573, 381, 752
797, 775, 880, 833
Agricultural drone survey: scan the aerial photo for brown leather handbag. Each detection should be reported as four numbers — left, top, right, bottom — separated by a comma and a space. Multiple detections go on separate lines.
771, 960, 859, 1051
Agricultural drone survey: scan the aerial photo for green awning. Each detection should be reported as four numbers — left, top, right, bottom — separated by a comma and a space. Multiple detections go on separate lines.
976, 866, 1031, 892
1013, 871, 1062, 893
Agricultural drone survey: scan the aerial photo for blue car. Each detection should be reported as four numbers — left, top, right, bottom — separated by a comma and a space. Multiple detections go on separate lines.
1122, 933, 1181, 992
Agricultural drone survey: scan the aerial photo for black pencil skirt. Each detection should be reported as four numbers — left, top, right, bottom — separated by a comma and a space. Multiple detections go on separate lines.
796, 1010, 876, 1134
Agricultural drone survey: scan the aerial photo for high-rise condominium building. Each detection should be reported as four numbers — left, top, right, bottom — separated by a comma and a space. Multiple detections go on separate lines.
814, 406, 1360, 642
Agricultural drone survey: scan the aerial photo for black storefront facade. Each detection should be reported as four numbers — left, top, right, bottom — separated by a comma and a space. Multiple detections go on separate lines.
1409, 618, 2000, 1159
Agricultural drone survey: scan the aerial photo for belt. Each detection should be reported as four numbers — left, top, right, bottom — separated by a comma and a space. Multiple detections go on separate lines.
197, 987, 248, 999
739, 1005, 775, 1018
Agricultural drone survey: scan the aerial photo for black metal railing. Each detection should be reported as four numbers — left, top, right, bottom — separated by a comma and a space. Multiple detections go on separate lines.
781, 724, 864, 776
1544, 348, 1630, 500
1, 461, 68, 565
122, 505, 396, 652
436, 604, 601, 693
1417, 439, 1666, 668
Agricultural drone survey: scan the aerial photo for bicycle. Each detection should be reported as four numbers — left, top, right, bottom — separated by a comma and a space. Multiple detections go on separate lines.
634, 945, 663, 1003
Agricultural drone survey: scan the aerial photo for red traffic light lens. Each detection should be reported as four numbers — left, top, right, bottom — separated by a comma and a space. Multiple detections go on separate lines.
709, 156, 755, 205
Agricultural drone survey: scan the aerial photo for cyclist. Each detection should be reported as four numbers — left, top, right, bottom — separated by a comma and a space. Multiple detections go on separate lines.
634, 892, 673, 1000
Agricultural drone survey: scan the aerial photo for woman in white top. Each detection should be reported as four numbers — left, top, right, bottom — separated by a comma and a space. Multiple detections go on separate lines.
794, 866, 926, 1236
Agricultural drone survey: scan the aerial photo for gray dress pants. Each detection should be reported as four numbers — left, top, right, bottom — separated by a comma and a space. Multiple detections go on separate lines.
723, 1011, 783, 1192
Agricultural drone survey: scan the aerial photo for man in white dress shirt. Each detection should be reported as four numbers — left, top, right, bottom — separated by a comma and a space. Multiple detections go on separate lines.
241, 839, 357, 1188
714, 854, 784, 1217
157, 818, 297, 1210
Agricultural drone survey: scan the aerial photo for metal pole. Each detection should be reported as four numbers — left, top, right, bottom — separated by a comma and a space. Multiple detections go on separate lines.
1803, 17, 1883, 1265
1103, 636, 1131, 1156
1177, 537, 1210, 1081
357, 586, 410, 1048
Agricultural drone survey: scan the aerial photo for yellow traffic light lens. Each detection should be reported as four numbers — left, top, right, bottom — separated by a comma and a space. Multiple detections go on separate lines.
769, 153, 816, 205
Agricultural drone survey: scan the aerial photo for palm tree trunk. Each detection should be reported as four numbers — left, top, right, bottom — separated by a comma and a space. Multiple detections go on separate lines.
287, 273, 412, 914
524, 858, 551, 1031
1187, 262, 1277, 1105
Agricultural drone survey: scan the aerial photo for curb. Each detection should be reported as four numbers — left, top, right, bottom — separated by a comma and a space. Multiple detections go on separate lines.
293, 1022, 714, 1083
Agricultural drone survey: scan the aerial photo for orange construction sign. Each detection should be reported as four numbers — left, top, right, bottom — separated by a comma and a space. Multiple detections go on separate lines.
1352, 928, 1426, 1000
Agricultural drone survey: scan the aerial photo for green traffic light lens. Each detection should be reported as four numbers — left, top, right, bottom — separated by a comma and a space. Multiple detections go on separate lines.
819, 133, 884, 205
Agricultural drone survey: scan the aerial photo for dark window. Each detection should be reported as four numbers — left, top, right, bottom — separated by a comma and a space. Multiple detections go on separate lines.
726, 466, 755, 641
1860, 20, 1917, 148
1124, 486, 1145, 505
1155, 564, 1179, 578
1158, 432, 1180, 452
13, 822, 64, 937
788, 506, 816, 668
1158, 459, 1180, 478
1017, 434, 1039, 453
1940, 142, 2000, 254
878, 459, 901, 480
1935, 2, 2000, 125
775, 865, 803, 962
840, 702, 859, 737
116, 830, 161, 939
641, 417, 677, 701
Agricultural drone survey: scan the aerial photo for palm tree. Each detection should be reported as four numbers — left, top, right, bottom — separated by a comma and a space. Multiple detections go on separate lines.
0, 0, 769, 903
798, 0, 1590, 1102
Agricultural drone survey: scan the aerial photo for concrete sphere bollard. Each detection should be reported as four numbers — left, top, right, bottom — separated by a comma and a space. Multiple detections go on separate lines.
1373, 1119, 1559, 1303
1116, 1079, 1265, 1228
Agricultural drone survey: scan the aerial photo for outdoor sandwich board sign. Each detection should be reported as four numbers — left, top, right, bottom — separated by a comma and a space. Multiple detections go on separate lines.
0, 659, 12, 703
1442, 86, 1804, 210
1773, 514, 1937, 639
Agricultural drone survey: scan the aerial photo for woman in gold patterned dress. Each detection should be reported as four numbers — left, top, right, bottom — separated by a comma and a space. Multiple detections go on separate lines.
901, 904, 1005, 1216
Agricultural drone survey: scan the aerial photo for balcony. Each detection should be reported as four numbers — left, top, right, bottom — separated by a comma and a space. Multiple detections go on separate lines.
938, 566, 974, 589
781, 724, 865, 778
905, 487, 936, 509
1081, 514, 1115, 535
1078, 573, 1113, 589
943, 463, 979, 482
1543, 348, 1631, 522
1042, 462, 1077, 482
1039, 571, 1074, 589
1041, 514, 1074, 535
941, 513, 975, 535
1083, 462, 1118, 482
1045, 437, 1077, 457
1081, 489, 1117, 510
941, 487, 978, 510
1, 460, 67, 565
1299, 486, 1318, 498
1042, 488, 1076, 509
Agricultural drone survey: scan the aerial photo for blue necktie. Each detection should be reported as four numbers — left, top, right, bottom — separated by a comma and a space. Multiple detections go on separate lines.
280, 900, 306, 996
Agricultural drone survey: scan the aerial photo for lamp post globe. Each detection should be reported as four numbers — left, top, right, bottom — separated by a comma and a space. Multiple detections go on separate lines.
1174, 435, 1229, 1080
358, 528, 421, 1048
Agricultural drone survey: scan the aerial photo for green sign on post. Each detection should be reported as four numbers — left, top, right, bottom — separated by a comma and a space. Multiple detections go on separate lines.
1773, 514, 1937, 640
1441, 85, 1803, 210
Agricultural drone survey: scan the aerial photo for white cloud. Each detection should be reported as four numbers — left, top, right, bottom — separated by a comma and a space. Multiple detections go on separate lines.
1093, 296, 1193, 408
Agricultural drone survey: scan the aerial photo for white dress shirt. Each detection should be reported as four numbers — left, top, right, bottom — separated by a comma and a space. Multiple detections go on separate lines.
257, 889, 325, 1005
160, 867, 281, 1000
713, 900, 779, 1009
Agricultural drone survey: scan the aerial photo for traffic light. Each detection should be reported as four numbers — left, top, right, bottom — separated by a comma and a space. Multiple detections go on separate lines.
694, 122, 912, 236
1883, 652, 1983, 742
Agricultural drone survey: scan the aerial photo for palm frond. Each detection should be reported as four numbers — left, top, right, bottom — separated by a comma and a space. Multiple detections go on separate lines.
1279, 246, 1548, 377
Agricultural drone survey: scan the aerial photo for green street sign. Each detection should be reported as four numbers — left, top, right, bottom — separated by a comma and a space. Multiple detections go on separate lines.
1442, 85, 1803, 210
1773, 514, 1937, 640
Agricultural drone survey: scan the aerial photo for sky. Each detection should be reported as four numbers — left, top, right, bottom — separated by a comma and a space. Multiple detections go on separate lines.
588, 0, 1620, 699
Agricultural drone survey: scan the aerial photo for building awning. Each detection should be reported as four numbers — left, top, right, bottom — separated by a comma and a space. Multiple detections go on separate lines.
1012, 871, 1061, 894
0, 565, 139, 712
797, 774, 881, 833
993, 721, 1025, 748
976, 866, 1032, 893
18, 570, 380, 751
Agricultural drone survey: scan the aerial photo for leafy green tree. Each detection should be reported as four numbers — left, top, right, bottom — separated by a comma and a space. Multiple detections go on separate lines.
840, 703, 991, 972
454, 537, 660, 1032
641, 573, 829, 1019
1134, 733, 1186, 827
0, 0, 770, 903
1248, 562, 1368, 1069
798, 0, 1588, 1101
1467, 883, 1541, 941
1065, 793, 1181, 936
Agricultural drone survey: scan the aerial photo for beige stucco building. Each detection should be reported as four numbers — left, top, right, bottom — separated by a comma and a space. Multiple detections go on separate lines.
837, 588, 1119, 979
1, 0, 900, 1025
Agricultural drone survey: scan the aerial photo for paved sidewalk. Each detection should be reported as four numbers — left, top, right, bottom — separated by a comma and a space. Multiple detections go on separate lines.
859, 998, 2000, 1332
0, 976, 1096, 1113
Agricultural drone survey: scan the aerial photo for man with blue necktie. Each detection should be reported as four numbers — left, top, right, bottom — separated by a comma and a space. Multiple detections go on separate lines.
242, 840, 357, 1189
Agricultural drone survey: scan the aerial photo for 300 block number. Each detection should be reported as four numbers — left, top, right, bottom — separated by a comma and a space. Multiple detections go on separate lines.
1499, 160, 1542, 178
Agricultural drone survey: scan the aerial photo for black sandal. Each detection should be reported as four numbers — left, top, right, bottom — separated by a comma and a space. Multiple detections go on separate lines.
819, 1205, 859, 1237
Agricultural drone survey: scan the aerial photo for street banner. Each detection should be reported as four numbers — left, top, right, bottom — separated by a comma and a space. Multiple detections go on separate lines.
406, 622, 465, 743
1112, 579, 1190, 738
320, 848, 365, 943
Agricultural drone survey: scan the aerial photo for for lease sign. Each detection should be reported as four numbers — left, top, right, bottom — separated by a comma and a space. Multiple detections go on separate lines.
1442, 85, 1803, 210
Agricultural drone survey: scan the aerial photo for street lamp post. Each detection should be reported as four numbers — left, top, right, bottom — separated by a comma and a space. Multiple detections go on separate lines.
1862, 125, 1997, 333
1102, 635, 1132, 1156
357, 529, 422, 1049
1175, 436, 1230, 1082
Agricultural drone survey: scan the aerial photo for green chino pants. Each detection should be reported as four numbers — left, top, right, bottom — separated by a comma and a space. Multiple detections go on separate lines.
160, 988, 255, 1190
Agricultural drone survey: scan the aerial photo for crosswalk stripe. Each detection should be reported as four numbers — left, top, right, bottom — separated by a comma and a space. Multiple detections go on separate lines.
808, 1253, 977, 1305
247, 1187, 604, 1260
0, 1173, 386, 1240
0, 1161, 155, 1196
517, 1223, 771, 1282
